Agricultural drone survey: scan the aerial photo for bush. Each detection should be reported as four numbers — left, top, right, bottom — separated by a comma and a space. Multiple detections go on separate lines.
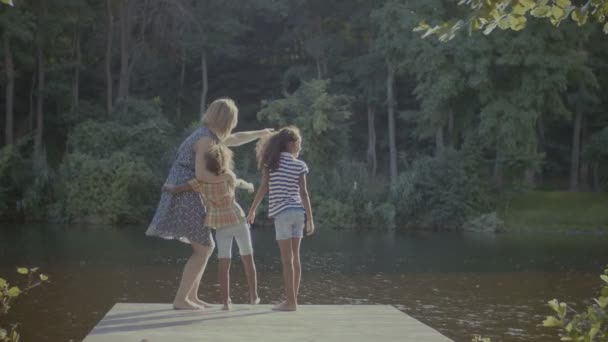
58, 98, 176, 224
63, 152, 158, 224
0, 141, 54, 221
391, 148, 483, 230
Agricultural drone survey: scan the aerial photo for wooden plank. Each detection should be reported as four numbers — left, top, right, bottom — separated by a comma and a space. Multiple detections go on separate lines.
83, 303, 452, 342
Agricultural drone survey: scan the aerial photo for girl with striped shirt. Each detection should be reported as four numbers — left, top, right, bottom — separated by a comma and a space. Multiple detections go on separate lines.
247, 126, 315, 312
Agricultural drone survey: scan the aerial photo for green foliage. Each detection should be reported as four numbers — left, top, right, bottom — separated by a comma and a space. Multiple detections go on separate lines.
308, 160, 395, 229
416, 0, 608, 41
391, 149, 483, 230
542, 267, 608, 341
59, 99, 176, 224
257, 80, 352, 168
0, 268, 48, 342
62, 152, 158, 224
0, 141, 54, 221
499, 191, 608, 230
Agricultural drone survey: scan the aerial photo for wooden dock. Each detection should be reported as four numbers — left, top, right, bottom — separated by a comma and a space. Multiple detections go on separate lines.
83, 303, 452, 341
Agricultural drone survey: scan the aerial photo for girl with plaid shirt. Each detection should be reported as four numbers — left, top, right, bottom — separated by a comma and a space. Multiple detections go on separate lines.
165, 144, 260, 310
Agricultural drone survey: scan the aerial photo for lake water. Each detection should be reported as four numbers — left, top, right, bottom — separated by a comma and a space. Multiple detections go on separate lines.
1, 224, 607, 341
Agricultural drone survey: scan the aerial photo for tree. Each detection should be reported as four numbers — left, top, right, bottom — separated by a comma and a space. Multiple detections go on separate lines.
257, 80, 352, 168
372, 0, 416, 184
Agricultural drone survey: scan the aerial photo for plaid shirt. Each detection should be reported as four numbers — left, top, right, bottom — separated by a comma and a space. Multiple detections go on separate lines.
188, 178, 245, 229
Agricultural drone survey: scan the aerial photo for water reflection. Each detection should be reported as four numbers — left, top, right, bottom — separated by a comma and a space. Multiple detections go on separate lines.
1, 224, 607, 341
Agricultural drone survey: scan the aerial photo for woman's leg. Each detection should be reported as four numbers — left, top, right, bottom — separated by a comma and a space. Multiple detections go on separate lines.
187, 266, 213, 308
290, 237, 303, 296
173, 241, 213, 310
274, 239, 297, 311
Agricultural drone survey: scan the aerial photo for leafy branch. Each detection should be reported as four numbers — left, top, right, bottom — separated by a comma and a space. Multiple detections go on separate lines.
415, 0, 608, 41
0, 268, 49, 342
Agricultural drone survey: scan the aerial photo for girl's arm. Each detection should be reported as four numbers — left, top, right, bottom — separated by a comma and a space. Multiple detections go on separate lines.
235, 178, 255, 193
246, 170, 269, 224
223, 129, 273, 147
162, 179, 204, 194
299, 174, 315, 236
162, 183, 192, 193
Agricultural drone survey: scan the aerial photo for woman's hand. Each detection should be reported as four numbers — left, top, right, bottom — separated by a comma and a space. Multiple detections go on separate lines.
260, 128, 275, 137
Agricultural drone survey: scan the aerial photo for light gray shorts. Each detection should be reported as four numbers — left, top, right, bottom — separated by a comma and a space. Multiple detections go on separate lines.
274, 208, 305, 241
215, 223, 253, 259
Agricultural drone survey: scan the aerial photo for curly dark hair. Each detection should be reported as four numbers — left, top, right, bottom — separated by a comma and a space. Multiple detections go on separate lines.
255, 126, 301, 172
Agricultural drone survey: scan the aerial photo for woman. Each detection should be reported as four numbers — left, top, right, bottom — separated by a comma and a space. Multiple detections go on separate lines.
146, 98, 271, 310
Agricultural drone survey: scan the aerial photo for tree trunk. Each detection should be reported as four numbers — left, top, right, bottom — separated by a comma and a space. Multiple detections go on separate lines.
3, 32, 15, 146
117, 0, 130, 102
34, 0, 47, 153
536, 114, 546, 185
71, 32, 81, 110
386, 60, 398, 184
199, 50, 208, 115
579, 116, 590, 191
316, 58, 322, 79
435, 126, 444, 155
592, 161, 600, 192
105, 0, 114, 113
176, 48, 186, 122
447, 108, 455, 147
524, 168, 535, 187
28, 71, 36, 131
494, 152, 504, 190
569, 110, 583, 191
366, 103, 377, 179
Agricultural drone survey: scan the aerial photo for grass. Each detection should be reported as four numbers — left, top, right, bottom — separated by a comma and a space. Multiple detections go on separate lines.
498, 191, 608, 231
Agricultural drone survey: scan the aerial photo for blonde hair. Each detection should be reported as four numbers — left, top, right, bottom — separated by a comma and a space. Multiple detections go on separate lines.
202, 98, 238, 140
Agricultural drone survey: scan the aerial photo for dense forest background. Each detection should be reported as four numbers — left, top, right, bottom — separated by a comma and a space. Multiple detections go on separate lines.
1, 0, 607, 229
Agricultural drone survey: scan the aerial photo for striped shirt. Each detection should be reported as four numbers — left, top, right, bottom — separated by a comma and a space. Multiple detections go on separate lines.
188, 177, 246, 229
268, 152, 309, 217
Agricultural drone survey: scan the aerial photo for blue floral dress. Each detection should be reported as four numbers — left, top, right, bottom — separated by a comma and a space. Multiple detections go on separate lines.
146, 126, 217, 246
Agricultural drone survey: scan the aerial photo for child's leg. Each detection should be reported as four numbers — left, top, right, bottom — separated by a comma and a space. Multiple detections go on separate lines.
234, 224, 260, 304
218, 258, 232, 309
215, 227, 235, 310
276, 239, 297, 311
290, 237, 303, 296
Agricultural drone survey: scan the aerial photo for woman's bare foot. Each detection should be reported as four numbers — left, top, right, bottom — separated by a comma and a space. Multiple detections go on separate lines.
250, 296, 261, 305
190, 297, 214, 308
272, 300, 297, 311
173, 299, 202, 310
222, 298, 232, 311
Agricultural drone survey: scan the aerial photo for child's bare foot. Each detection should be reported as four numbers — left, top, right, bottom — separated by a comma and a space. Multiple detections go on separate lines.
272, 300, 297, 311
250, 296, 261, 305
173, 299, 202, 310
222, 298, 232, 311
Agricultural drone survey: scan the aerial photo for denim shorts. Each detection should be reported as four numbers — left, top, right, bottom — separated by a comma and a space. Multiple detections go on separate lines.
274, 208, 305, 240
215, 223, 253, 258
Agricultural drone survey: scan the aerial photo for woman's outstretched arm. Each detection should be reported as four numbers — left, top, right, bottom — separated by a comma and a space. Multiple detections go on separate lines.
223, 129, 273, 147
